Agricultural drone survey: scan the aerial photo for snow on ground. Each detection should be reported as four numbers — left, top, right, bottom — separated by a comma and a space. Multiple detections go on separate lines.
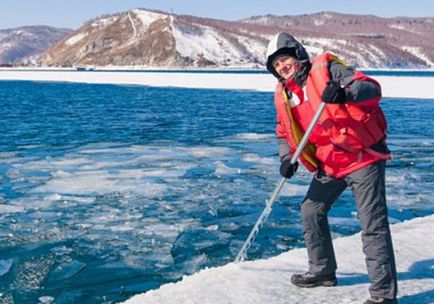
122, 214, 434, 304
0, 70, 433, 99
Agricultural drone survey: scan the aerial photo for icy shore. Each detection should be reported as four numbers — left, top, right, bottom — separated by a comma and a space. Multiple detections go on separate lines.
122, 214, 434, 304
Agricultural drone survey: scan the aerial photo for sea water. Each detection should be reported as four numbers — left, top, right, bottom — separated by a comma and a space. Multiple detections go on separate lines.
0, 80, 433, 303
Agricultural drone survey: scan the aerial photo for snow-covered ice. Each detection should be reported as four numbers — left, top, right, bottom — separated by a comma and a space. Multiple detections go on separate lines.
0, 69, 433, 99
122, 214, 434, 304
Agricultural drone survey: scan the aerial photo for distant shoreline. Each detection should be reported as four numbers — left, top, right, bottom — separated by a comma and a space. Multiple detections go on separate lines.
2, 66, 434, 73
0, 69, 433, 99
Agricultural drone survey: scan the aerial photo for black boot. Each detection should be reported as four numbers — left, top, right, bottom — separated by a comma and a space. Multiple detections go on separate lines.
363, 297, 398, 304
290, 271, 337, 288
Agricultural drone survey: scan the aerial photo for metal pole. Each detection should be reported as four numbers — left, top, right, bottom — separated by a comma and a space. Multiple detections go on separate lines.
234, 102, 327, 263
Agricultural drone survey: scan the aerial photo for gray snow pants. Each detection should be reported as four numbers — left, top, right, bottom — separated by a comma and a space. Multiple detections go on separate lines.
300, 160, 397, 299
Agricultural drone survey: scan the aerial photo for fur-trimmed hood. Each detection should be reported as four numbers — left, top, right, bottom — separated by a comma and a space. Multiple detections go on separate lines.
266, 32, 311, 86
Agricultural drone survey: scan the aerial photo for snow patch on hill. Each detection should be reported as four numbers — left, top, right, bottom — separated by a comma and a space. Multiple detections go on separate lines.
90, 16, 117, 28
402, 46, 434, 67
171, 21, 240, 65
131, 9, 167, 32
65, 32, 88, 46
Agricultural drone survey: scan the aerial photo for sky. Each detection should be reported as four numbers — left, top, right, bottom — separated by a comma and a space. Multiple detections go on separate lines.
1, 0, 434, 30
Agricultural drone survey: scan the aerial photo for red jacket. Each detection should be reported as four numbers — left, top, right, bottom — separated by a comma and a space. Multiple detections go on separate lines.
275, 53, 390, 178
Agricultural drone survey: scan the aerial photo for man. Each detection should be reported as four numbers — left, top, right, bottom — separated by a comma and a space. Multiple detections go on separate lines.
266, 32, 398, 304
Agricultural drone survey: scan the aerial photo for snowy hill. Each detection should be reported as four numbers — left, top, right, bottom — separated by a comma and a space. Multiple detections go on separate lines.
36, 9, 268, 68
122, 214, 434, 304
242, 12, 434, 68
0, 26, 71, 65
34, 9, 434, 69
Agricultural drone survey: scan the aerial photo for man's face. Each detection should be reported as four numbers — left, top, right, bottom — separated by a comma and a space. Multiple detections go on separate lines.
272, 55, 299, 80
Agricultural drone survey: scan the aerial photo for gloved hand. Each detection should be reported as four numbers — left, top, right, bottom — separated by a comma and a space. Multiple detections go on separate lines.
321, 81, 346, 104
279, 159, 298, 179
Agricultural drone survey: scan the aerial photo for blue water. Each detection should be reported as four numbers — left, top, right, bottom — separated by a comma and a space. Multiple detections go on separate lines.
0, 80, 433, 303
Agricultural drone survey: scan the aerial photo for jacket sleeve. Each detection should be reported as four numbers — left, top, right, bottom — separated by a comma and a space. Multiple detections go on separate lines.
329, 61, 382, 106
276, 115, 291, 161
